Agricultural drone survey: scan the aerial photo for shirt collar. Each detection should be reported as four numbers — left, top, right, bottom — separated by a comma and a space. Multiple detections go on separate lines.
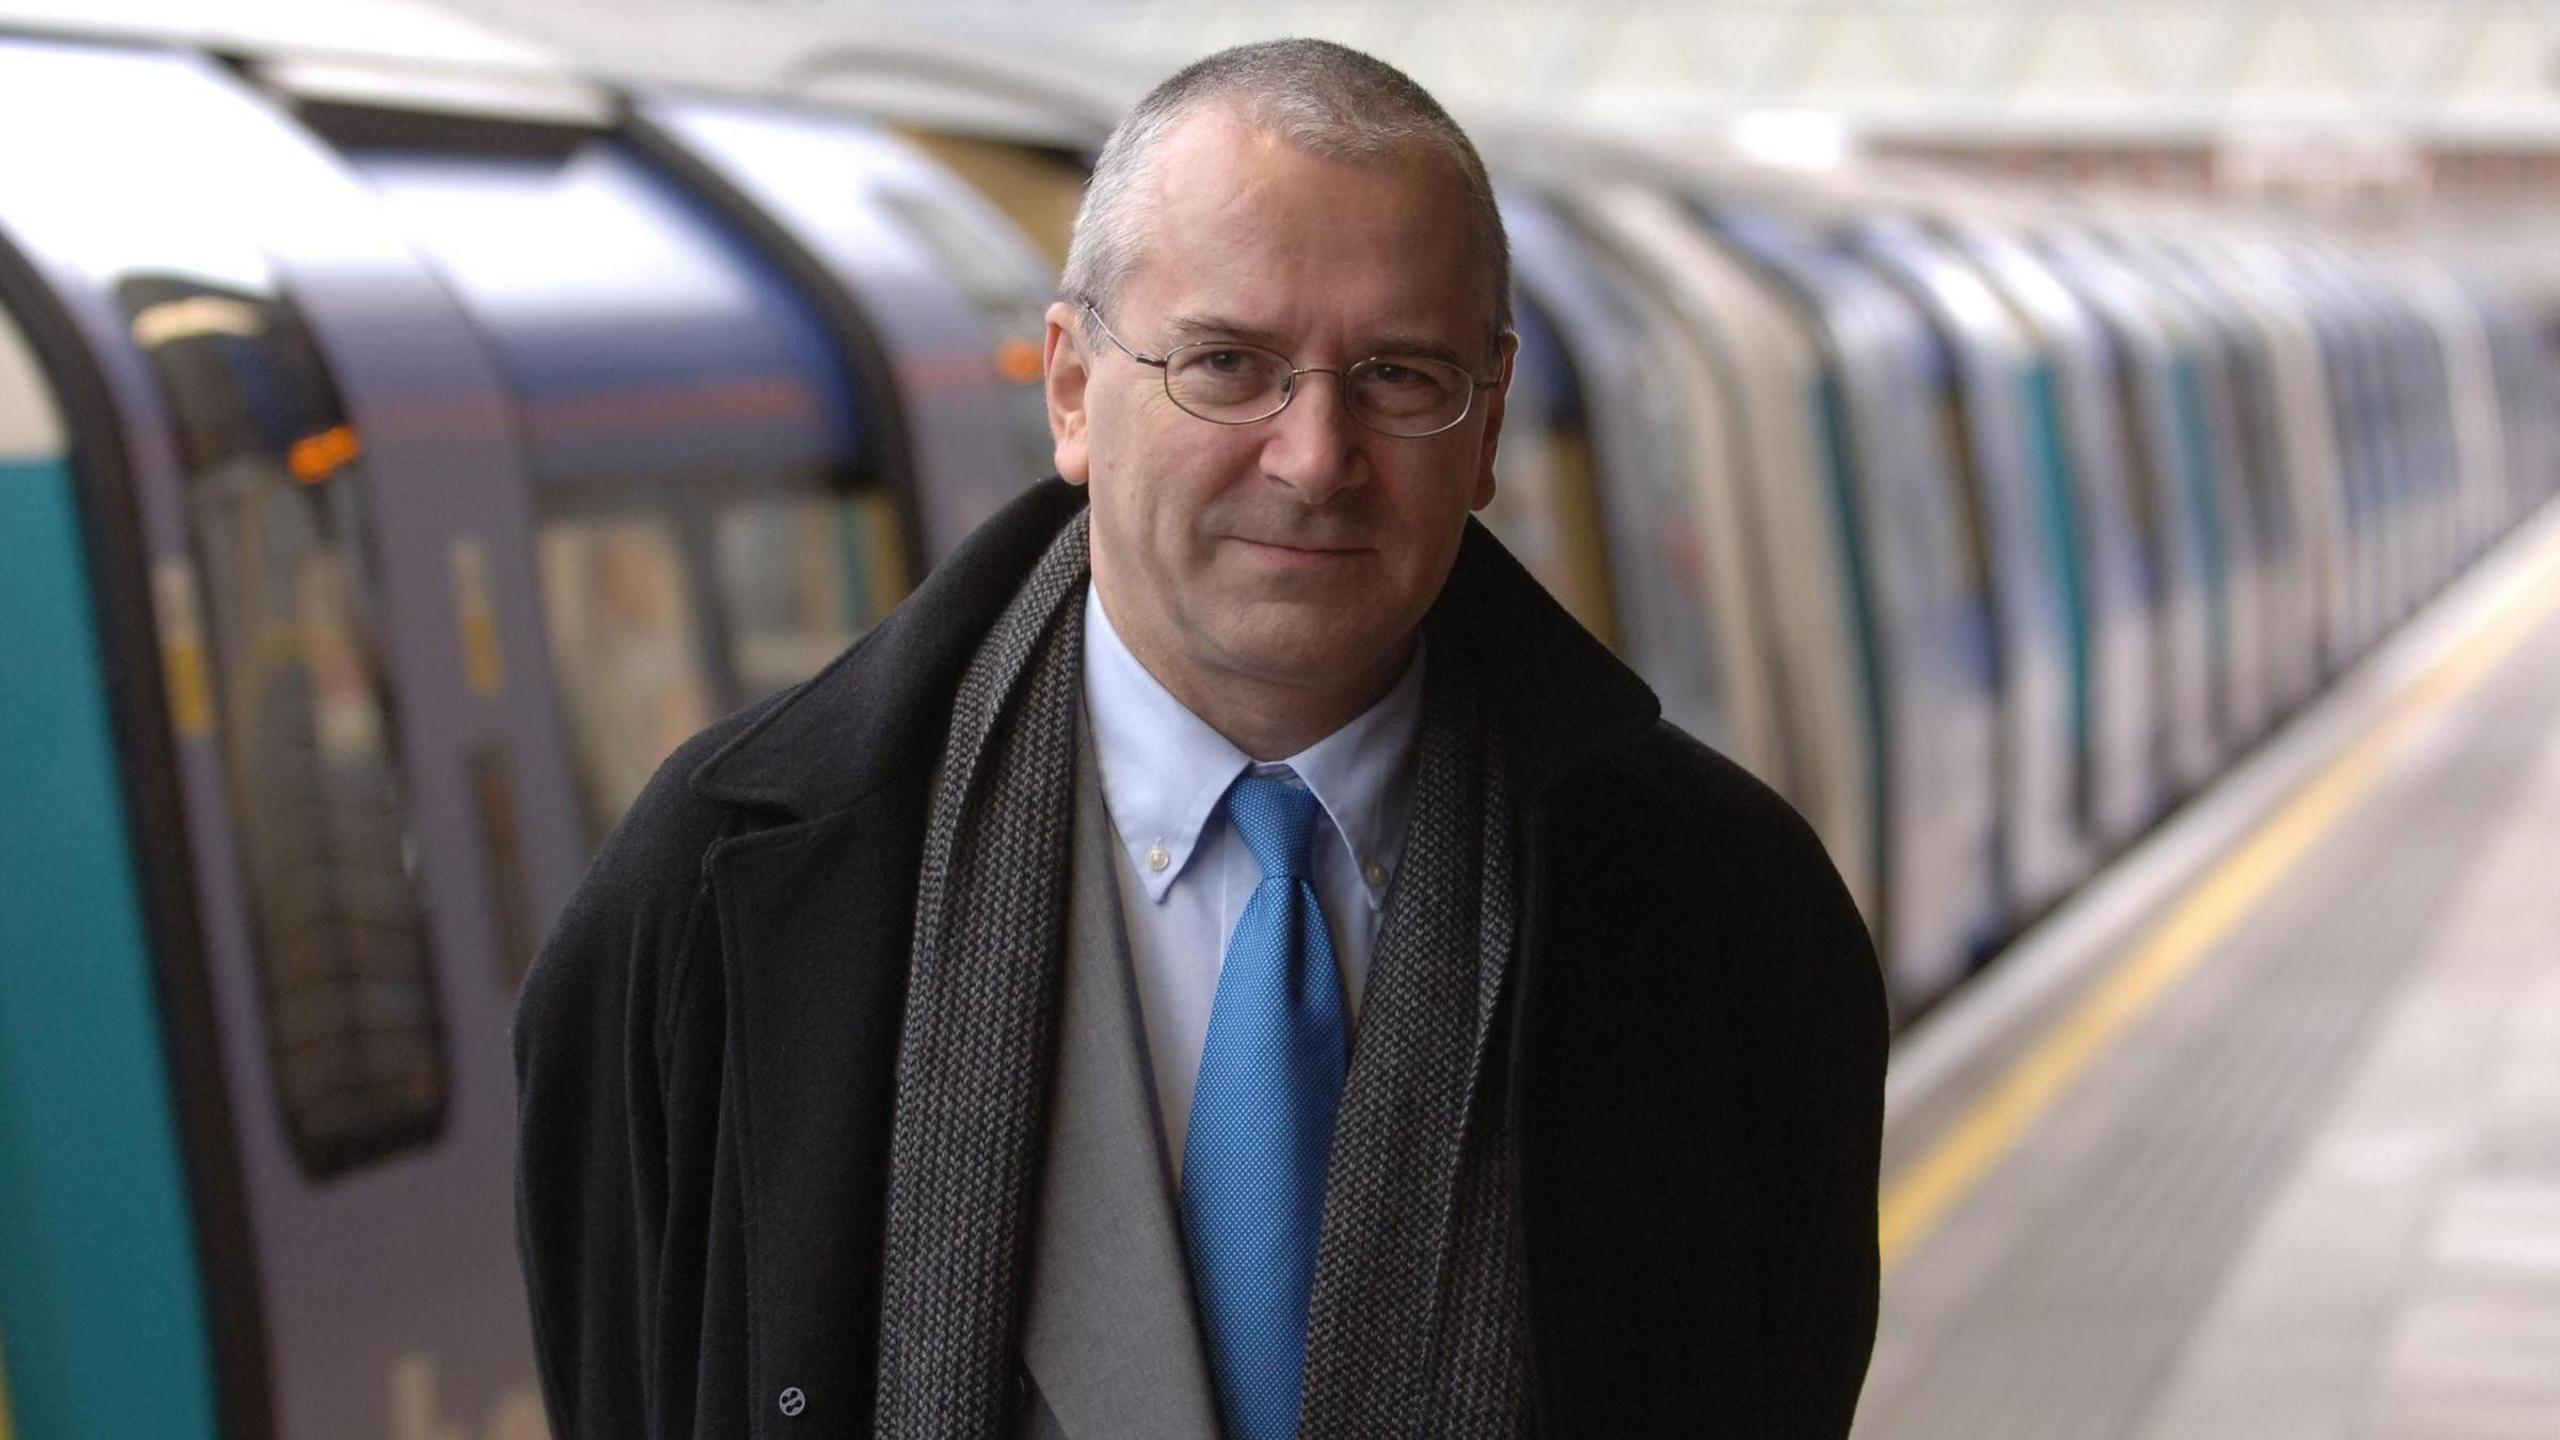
1082, 582, 1424, 911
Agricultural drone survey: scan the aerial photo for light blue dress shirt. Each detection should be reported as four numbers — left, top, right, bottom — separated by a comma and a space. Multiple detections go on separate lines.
1080, 582, 1425, 1175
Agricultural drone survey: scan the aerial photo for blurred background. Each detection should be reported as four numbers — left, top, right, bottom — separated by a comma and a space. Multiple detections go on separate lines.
2, 2, 2556, 1436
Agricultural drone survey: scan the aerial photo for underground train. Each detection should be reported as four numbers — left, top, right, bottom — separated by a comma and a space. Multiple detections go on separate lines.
2, 28, 2554, 1440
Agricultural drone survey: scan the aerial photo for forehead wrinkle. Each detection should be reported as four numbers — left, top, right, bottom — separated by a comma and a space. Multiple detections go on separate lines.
1160, 313, 1291, 349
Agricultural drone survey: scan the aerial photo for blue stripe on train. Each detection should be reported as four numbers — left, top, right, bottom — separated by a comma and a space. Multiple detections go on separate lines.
0, 455, 217, 1437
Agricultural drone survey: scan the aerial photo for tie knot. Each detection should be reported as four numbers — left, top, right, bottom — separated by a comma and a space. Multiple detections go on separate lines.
1226, 771, 1322, 881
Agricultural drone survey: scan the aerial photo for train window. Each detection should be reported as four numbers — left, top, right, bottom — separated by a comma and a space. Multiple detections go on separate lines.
1479, 291, 1619, 647
117, 275, 449, 1181
1915, 330, 1996, 602
536, 513, 719, 846
538, 481, 908, 847
712, 487, 907, 698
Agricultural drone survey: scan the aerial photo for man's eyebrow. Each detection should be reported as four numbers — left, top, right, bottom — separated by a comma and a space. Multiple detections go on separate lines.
1360, 334, 1471, 368
1160, 314, 1291, 349
1161, 314, 1472, 368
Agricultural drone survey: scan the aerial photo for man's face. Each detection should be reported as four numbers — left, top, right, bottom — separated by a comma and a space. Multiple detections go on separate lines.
1045, 106, 1512, 720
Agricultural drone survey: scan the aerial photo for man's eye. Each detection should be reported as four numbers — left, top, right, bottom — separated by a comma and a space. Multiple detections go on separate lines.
1200, 349, 1254, 374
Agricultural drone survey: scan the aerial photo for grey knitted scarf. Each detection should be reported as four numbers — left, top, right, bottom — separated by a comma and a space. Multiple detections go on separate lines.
874, 511, 1528, 1438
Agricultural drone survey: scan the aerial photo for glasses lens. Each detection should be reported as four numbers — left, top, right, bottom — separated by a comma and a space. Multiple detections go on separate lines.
1163, 343, 1294, 422
1347, 356, 1475, 436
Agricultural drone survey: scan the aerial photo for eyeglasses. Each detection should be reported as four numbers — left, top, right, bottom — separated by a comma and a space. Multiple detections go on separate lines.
1080, 301, 1500, 439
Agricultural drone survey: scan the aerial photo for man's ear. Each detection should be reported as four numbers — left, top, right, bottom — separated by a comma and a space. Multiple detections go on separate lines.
1471, 330, 1520, 511
1044, 301, 1093, 485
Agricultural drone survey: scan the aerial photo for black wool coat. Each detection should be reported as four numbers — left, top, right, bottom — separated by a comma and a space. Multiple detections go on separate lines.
514, 478, 1887, 1439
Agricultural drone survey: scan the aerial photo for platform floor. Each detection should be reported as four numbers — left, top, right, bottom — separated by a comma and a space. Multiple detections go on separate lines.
1859, 506, 2560, 1440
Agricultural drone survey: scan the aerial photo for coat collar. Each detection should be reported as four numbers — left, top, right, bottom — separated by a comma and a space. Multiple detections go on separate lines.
688, 477, 1661, 819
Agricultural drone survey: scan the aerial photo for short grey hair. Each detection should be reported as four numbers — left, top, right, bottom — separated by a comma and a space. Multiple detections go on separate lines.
1061, 38, 1512, 364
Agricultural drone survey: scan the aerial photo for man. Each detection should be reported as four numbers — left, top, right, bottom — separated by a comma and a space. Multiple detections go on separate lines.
515, 37, 1884, 1440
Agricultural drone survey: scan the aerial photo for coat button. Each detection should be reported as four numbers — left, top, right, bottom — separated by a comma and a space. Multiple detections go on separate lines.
778, 1387, 807, 1417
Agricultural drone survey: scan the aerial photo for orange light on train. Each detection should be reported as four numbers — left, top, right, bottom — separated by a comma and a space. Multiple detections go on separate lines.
289, 424, 362, 484
996, 336, 1045, 385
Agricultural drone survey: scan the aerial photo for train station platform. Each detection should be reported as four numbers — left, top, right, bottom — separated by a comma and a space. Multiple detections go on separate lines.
1860, 500, 2560, 1440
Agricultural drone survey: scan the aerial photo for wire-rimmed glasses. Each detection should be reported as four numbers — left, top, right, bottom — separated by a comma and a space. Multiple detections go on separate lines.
1081, 301, 1500, 439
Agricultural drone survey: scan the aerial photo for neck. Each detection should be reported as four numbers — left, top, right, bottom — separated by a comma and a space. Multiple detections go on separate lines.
1178, 645, 1415, 762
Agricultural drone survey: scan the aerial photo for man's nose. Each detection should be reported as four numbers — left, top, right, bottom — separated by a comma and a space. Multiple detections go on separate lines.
1258, 369, 1366, 506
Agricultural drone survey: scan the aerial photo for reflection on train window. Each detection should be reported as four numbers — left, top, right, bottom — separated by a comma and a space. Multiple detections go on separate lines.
118, 275, 449, 1182
714, 487, 906, 697
536, 514, 717, 844
538, 485, 911, 847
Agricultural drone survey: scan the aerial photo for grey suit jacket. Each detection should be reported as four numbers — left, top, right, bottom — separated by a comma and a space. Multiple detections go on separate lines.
1013, 742, 1225, 1439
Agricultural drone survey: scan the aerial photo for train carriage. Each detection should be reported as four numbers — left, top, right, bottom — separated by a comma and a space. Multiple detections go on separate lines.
1704, 197, 2004, 1012
1503, 193, 1771, 777
1941, 219, 2165, 845
1570, 180, 1880, 930
1847, 213, 2094, 917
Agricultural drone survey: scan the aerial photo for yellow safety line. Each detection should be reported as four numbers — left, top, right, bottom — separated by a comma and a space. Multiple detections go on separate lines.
1, 1331, 14, 1440
1880, 530, 2560, 1277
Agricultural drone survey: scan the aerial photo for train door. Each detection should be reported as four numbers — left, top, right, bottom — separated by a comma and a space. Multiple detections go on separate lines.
632, 96, 1059, 558
0, 39, 581, 1437
0, 250, 222, 1439
1850, 217, 2090, 917
1706, 200, 2000, 1015
1577, 182, 1878, 930
2193, 239, 2342, 713
1505, 195, 1769, 777
1947, 220, 2162, 848
2386, 270, 2470, 597
2283, 249, 2389, 662
2342, 262, 2440, 620
2305, 253, 2409, 645
2109, 241, 2272, 749
2203, 236, 2358, 688
2350, 260, 2433, 627
2405, 262, 2513, 569
2038, 233, 2226, 794
320, 92, 901, 849
2138, 237, 2312, 723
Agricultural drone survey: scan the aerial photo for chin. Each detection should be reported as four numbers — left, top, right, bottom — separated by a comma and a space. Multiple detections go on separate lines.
1213, 614, 1408, 689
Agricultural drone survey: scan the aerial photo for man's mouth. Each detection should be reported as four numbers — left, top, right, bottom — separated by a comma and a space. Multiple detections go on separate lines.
1232, 536, 1366, 560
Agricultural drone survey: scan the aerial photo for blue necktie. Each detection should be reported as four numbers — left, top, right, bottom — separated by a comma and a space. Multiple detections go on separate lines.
1181, 771, 1349, 1440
